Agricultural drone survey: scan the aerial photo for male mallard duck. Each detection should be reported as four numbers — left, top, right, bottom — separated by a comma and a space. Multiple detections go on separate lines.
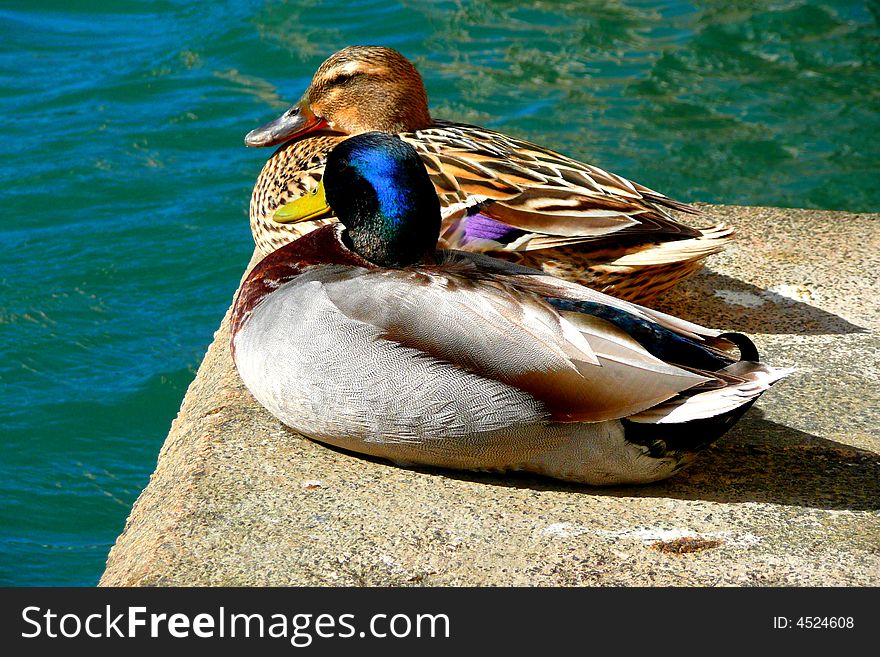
231, 133, 788, 485
245, 45, 733, 304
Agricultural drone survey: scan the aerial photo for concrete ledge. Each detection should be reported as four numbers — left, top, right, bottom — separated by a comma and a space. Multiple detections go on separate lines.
100, 205, 880, 586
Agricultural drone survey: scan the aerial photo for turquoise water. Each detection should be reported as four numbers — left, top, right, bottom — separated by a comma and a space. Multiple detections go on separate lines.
1, 0, 878, 585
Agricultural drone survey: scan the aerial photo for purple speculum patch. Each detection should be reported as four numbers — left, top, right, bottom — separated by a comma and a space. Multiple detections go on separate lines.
459, 213, 525, 246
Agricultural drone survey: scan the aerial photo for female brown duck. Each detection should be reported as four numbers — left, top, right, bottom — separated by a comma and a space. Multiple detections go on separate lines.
245, 46, 733, 303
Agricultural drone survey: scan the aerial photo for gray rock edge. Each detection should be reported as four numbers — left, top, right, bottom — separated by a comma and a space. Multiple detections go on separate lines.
100, 204, 880, 586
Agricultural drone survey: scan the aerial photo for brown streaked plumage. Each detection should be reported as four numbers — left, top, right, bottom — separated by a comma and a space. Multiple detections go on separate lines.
246, 45, 733, 304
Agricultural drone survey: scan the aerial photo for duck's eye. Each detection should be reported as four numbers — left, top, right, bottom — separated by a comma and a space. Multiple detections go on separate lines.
326, 71, 357, 87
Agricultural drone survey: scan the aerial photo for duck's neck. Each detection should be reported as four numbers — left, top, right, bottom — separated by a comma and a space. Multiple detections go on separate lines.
249, 134, 345, 256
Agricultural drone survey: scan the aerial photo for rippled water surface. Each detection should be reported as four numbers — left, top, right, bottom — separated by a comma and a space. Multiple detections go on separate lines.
1, 0, 878, 585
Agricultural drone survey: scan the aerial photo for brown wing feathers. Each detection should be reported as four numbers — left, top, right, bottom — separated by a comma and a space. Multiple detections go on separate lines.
403, 122, 703, 242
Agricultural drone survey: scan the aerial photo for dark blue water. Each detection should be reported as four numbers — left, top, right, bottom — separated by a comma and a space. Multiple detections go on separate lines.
1, 0, 878, 585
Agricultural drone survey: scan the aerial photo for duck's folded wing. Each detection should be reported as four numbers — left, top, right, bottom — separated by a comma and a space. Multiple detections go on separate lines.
628, 361, 792, 424
312, 267, 710, 423
403, 121, 701, 242
443, 250, 730, 345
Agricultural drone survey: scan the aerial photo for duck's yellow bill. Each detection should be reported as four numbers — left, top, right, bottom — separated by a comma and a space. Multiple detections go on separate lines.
273, 180, 332, 224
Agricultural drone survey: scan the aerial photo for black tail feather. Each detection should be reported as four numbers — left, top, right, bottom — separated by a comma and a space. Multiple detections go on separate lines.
718, 332, 760, 362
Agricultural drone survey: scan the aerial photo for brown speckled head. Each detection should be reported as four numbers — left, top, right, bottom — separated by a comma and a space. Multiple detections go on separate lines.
305, 46, 432, 134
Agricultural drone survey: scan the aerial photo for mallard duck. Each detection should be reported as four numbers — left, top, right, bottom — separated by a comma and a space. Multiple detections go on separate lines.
244, 45, 734, 304
231, 133, 788, 485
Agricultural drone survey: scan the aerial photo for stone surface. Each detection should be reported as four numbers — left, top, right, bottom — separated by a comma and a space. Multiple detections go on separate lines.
100, 205, 880, 586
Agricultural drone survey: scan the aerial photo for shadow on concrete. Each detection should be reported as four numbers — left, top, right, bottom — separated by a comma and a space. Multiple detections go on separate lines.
652, 269, 866, 335
308, 407, 879, 512
616, 408, 880, 512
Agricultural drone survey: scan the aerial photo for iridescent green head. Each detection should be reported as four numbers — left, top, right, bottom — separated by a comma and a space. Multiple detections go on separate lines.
323, 132, 441, 267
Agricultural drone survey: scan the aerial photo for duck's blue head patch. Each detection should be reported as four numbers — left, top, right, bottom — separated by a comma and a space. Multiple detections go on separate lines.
323, 132, 441, 267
